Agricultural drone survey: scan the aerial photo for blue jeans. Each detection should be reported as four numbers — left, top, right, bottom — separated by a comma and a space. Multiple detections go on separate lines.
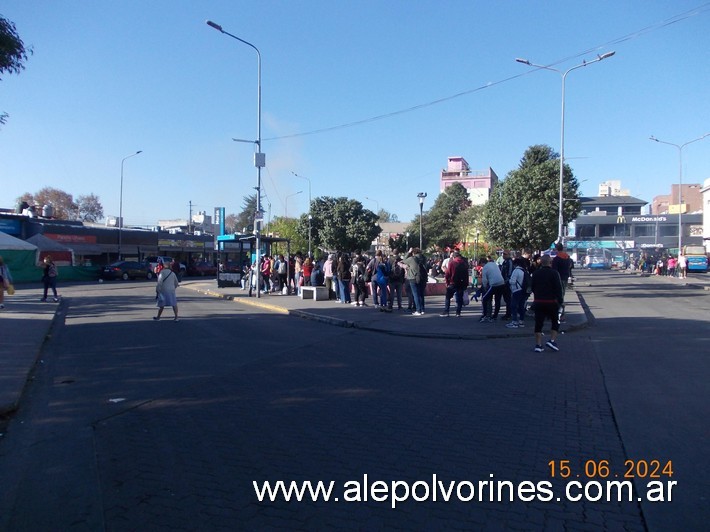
408, 280, 423, 313
443, 285, 464, 314
510, 290, 527, 322
338, 279, 351, 303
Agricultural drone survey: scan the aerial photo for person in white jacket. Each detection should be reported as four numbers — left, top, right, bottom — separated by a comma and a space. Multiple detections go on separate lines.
154, 265, 180, 321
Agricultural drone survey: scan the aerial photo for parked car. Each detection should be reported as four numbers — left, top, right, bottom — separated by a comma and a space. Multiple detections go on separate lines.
101, 261, 152, 281
145, 256, 186, 276
187, 261, 218, 277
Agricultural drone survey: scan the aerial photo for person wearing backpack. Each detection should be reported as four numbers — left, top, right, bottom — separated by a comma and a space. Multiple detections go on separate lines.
506, 258, 531, 328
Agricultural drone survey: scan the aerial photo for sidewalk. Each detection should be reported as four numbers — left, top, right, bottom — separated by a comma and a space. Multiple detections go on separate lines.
181, 280, 589, 339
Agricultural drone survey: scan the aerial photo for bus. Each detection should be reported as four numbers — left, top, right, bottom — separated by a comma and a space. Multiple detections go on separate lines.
585, 248, 612, 269
682, 246, 709, 273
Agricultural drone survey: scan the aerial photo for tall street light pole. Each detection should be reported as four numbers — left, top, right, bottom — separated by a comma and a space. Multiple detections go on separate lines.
365, 196, 380, 216
118, 150, 142, 260
285, 190, 302, 218
292, 172, 312, 257
649, 133, 709, 254
417, 192, 427, 250
516, 52, 615, 245
207, 20, 265, 298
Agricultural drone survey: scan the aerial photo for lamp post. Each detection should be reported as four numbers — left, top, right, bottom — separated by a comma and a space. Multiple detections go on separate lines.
365, 196, 380, 217
207, 20, 265, 298
516, 52, 615, 244
649, 133, 709, 254
285, 190, 302, 218
474, 230, 479, 262
292, 172, 312, 257
417, 192, 427, 249
118, 150, 142, 260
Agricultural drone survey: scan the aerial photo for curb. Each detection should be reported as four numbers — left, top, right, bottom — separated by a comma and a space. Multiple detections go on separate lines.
0, 299, 66, 417
184, 284, 589, 340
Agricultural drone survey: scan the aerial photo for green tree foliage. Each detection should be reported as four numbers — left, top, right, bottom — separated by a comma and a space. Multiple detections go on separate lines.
77, 193, 104, 222
232, 194, 257, 234
421, 182, 472, 250
1, 16, 32, 125
267, 216, 308, 255
454, 204, 484, 256
297, 197, 379, 253
482, 144, 580, 251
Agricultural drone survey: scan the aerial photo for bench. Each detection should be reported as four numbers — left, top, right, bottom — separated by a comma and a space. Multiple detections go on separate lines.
300, 286, 329, 301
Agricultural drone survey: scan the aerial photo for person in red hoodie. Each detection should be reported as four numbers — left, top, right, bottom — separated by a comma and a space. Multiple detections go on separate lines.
551, 243, 572, 322
440, 250, 469, 317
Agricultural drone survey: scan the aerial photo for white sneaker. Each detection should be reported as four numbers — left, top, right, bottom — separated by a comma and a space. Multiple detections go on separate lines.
412, 311, 423, 316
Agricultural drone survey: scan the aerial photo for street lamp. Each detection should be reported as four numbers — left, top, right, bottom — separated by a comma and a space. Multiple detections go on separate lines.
474, 229, 480, 262
649, 133, 709, 254
292, 172, 312, 257
417, 192, 427, 249
516, 51, 615, 244
365, 196, 380, 216
207, 20, 265, 297
285, 190, 302, 218
118, 150, 142, 260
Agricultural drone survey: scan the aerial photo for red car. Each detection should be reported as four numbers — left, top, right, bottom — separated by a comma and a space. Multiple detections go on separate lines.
187, 261, 218, 277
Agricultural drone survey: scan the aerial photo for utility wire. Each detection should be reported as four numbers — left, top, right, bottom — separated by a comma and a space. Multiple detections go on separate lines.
263, 3, 710, 142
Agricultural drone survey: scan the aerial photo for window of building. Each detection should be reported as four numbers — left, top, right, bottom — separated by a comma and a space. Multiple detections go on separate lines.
633, 224, 655, 237
659, 225, 678, 237
577, 224, 596, 238
599, 224, 630, 237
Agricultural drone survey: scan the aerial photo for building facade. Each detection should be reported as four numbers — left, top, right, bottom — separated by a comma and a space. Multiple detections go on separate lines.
439, 156, 498, 206
651, 183, 703, 215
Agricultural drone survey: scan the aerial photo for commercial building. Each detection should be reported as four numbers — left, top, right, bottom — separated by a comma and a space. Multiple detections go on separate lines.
440, 156, 498, 206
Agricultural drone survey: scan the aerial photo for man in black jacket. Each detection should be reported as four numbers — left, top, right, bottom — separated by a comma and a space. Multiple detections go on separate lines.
530, 254, 563, 352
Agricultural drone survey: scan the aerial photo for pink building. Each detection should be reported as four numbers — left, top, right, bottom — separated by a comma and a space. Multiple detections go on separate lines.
440, 156, 498, 206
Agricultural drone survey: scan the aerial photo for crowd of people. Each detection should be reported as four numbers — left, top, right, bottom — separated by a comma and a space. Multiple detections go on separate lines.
635, 254, 689, 278
235, 243, 575, 352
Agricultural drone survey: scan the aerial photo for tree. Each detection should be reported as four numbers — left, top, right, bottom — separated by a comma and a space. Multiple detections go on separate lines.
231, 194, 257, 234
454, 204, 484, 256
482, 144, 580, 251
1, 16, 32, 125
296, 197, 379, 254
422, 182, 472, 250
267, 216, 308, 255
77, 193, 104, 222
17, 187, 79, 220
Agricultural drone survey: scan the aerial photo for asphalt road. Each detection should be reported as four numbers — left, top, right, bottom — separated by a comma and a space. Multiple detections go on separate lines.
0, 271, 707, 531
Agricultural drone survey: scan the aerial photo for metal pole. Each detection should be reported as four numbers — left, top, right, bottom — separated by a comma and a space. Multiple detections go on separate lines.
649, 133, 709, 254
516, 52, 615, 244
292, 172, 312, 257
417, 192, 427, 249
207, 20, 265, 297
118, 150, 142, 261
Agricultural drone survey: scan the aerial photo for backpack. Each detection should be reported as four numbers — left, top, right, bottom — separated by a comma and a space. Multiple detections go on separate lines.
516, 267, 532, 295
390, 260, 404, 281
364, 262, 374, 282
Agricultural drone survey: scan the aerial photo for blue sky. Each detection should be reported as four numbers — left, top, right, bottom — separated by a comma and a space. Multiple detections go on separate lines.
1, 1, 709, 228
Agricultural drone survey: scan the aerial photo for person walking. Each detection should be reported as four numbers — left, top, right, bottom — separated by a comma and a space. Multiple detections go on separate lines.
531, 254, 563, 352
40, 255, 59, 302
154, 265, 180, 321
440, 250, 468, 317
551, 243, 572, 321
0, 256, 13, 309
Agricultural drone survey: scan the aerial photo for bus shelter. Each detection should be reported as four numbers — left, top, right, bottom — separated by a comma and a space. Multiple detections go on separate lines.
215, 234, 291, 288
